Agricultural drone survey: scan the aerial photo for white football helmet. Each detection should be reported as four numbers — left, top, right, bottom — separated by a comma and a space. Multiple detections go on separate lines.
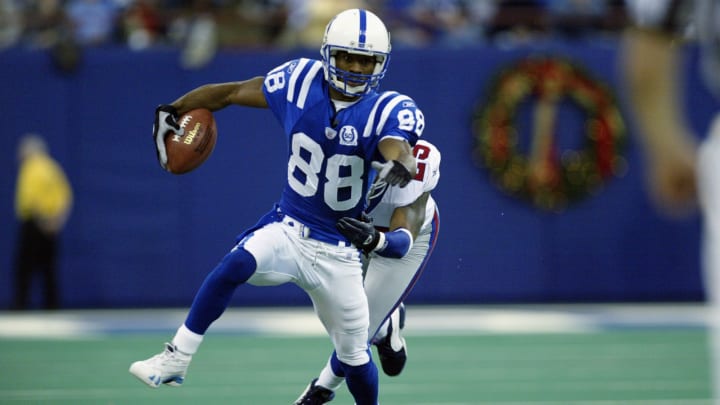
320, 9, 391, 96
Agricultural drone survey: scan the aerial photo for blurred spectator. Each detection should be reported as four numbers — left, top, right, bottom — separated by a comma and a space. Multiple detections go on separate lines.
276, 0, 366, 49
118, 0, 166, 50
486, 0, 550, 45
437, 0, 497, 47
22, 0, 81, 73
22, 0, 73, 49
65, 0, 120, 46
372, 0, 433, 47
545, 0, 627, 39
621, 0, 720, 397
5, 1, 632, 56
213, 0, 288, 48
486, 0, 628, 45
0, 0, 22, 49
13, 134, 73, 310
174, 0, 218, 68
375, 0, 496, 48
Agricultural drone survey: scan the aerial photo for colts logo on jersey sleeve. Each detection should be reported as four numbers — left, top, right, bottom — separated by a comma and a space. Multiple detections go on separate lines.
338, 126, 358, 146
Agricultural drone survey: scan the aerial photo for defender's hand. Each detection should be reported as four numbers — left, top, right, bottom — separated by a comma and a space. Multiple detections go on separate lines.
336, 217, 381, 253
153, 104, 183, 170
371, 160, 412, 187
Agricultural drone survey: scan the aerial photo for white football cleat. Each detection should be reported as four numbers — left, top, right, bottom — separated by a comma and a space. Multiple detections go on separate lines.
129, 343, 192, 388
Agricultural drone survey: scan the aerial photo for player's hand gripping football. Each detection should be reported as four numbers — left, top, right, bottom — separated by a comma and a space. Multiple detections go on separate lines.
153, 104, 184, 170
372, 160, 413, 187
336, 216, 381, 254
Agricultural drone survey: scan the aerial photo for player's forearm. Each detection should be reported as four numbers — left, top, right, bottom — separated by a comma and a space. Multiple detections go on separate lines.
171, 78, 267, 114
227, 77, 268, 108
378, 138, 417, 177
377, 194, 428, 258
388, 193, 429, 239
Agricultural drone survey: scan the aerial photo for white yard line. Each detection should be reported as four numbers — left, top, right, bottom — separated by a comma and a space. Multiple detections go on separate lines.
0, 303, 710, 338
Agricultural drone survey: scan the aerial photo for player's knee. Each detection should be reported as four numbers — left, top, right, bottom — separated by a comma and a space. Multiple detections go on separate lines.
213, 245, 257, 285
328, 350, 377, 384
334, 334, 370, 366
336, 350, 370, 366
342, 357, 376, 378
337, 349, 371, 367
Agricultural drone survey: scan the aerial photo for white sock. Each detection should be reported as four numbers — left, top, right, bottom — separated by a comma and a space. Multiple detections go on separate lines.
315, 359, 345, 391
171, 324, 204, 355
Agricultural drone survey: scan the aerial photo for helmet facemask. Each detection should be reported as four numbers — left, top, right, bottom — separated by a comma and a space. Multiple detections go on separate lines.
320, 9, 391, 97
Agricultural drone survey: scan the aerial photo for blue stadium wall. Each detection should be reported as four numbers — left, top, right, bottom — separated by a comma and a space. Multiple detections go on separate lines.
1, 41, 717, 309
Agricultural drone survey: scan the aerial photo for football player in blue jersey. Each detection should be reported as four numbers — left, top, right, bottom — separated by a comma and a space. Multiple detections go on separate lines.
294, 139, 441, 404
128, 9, 425, 405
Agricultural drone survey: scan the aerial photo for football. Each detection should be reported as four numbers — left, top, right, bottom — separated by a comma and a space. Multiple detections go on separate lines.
165, 108, 217, 174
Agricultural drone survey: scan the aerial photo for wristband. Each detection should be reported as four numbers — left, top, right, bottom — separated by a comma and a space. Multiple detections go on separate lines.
375, 228, 413, 258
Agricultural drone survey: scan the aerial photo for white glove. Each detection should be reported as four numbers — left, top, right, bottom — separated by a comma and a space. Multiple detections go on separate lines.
153, 104, 183, 170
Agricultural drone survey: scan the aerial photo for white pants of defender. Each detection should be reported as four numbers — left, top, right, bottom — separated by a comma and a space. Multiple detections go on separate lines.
242, 218, 370, 366
365, 227, 433, 340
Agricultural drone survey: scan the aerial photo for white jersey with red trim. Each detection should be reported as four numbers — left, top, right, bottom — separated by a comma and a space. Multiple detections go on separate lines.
366, 139, 440, 231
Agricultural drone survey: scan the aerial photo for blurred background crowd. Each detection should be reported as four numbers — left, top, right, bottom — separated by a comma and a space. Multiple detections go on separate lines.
0, 0, 628, 56
9, 0, 710, 311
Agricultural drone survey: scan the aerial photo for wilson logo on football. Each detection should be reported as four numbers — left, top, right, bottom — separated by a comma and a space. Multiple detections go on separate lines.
184, 123, 201, 145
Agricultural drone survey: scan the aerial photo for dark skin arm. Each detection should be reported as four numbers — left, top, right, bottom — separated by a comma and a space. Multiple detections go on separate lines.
388, 191, 429, 240
377, 138, 417, 179
170, 76, 268, 115
167, 75, 416, 177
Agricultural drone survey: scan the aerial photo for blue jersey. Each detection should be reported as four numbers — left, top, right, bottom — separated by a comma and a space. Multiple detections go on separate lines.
262, 58, 424, 243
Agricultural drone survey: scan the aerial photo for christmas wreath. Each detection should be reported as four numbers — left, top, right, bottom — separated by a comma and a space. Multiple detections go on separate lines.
472, 56, 627, 212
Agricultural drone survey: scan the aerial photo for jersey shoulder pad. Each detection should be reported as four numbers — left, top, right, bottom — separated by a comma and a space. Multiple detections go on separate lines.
263, 58, 324, 110
361, 91, 425, 142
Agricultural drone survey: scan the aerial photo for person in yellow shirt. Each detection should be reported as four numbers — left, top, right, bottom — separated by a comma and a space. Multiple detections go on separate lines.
13, 133, 73, 310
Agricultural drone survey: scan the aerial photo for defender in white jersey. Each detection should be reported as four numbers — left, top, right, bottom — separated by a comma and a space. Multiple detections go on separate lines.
295, 140, 440, 404
128, 9, 424, 405
623, 0, 720, 401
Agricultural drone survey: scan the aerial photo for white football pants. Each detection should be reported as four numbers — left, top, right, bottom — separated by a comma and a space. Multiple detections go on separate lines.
243, 216, 370, 366
365, 228, 433, 340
